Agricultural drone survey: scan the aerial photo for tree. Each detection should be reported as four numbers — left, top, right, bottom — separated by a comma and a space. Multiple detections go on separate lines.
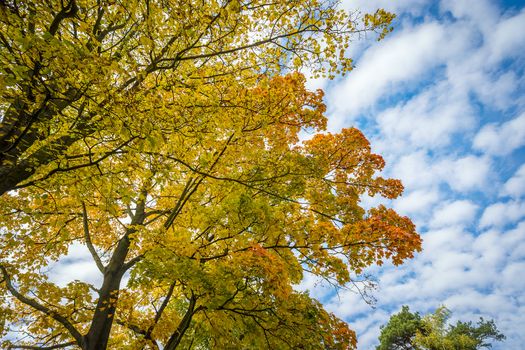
0, 0, 395, 195
0, 1, 420, 349
376, 306, 423, 350
377, 306, 505, 350
0, 70, 421, 349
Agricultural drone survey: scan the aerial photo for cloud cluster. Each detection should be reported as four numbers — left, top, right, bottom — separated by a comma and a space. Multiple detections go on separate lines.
474, 113, 525, 156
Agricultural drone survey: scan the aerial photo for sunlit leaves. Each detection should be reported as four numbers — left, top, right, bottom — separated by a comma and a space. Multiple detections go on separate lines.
1, 1, 409, 349
0, 69, 421, 349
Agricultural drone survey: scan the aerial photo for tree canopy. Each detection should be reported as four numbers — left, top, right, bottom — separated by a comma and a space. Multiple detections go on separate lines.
0, 0, 394, 194
377, 306, 505, 350
0, 1, 420, 350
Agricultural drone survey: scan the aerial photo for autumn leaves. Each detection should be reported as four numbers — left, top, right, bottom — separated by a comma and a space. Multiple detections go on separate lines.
0, 1, 417, 349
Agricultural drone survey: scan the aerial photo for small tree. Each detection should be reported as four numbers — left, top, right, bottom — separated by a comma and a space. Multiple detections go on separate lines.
376, 306, 424, 350
377, 306, 505, 350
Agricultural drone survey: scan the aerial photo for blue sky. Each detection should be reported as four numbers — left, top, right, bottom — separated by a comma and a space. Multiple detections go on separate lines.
298, 0, 525, 348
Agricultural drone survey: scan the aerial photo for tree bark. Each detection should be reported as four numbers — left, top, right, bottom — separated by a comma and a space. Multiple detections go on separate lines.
82, 198, 145, 350
0, 88, 85, 195
163, 295, 197, 350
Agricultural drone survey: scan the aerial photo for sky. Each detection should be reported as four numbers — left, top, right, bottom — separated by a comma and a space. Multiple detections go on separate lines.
299, 0, 525, 348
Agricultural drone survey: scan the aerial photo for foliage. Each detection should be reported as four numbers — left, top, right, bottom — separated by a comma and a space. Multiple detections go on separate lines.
0, 1, 419, 350
0, 72, 421, 349
377, 306, 505, 350
376, 305, 423, 350
0, 0, 395, 195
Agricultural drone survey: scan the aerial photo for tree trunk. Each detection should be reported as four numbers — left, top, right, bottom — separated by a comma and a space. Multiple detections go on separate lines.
164, 295, 197, 350
82, 235, 130, 350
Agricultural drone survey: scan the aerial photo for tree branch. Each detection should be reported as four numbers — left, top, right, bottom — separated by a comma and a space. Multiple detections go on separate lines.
143, 280, 177, 340
163, 177, 195, 230
164, 133, 234, 230
17, 137, 137, 190
114, 319, 160, 350
156, 25, 319, 69
8, 341, 77, 349
122, 254, 143, 272
163, 293, 198, 350
82, 202, 105, 273
0, 265, 83, 346
49, 0, 78, 36
84, 191, 147, 350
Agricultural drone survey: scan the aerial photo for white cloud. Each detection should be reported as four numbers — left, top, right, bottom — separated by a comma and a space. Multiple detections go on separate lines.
392, 152, 491, 192
347, 310, 391, 348
438, 155, 492, 192
341, 0, 428, 17
473, 113, 525, 156
394, 188, 440, 217
486, 9, 525, 63
440, 8, 525, 111
391, 151, 440, 189
471, 72, 520, 111
501, 164, 525, 198
421, 227, 474, 258
473, 222, 525, 268
327, 22, 448, 121
46, 242, 102, 288
479, 200, 525, 228
439, 0, 498, 36
325, 288, 378, 320
430, 200, 478, 228
500, 261, 525, 292
443, 290, 513, 314
330, 0, 525, 127
47, 260, 102, 287
295, 271, 334, 300
373, 81, 474, 153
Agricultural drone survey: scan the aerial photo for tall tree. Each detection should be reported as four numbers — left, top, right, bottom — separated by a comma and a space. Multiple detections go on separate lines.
0, 0, 395, 195
377, 306, 505, 350
0, 1, 417, 349
0, 72, 421, 349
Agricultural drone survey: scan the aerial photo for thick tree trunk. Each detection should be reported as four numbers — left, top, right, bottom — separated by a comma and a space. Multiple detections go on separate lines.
0, 132, 80, 194
82, 235, 130, 350
82, 198, 145, 350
